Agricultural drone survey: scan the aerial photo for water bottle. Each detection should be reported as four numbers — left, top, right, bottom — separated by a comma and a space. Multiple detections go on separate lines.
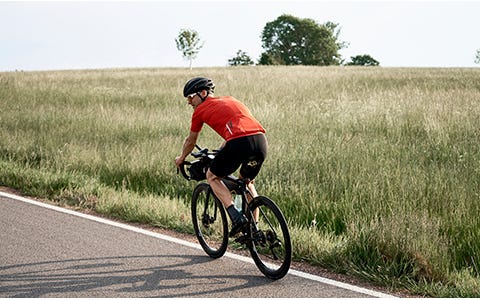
233, 192, 242, 212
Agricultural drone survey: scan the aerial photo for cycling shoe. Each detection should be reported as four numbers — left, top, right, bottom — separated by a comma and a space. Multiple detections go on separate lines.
229, 215, 248, 237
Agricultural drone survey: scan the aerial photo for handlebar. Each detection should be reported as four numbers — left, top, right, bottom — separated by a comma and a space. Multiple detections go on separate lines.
178, 161, 192, 180
178, 145, 218, 181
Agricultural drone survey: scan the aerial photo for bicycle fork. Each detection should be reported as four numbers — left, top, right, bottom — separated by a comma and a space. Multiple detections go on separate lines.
201, 188, 217, 228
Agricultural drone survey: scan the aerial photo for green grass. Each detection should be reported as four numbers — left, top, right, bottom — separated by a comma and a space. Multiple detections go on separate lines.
1, 66, 480, 296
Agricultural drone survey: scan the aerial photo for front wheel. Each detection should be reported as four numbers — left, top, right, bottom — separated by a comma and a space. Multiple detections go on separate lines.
191, 183, 229, 258
247, 196, 292, 280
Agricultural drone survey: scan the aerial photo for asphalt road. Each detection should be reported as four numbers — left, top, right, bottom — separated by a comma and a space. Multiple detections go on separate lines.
0, 192, 394, 298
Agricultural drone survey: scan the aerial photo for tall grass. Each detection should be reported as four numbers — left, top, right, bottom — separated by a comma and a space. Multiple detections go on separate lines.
1, 66, 479, 296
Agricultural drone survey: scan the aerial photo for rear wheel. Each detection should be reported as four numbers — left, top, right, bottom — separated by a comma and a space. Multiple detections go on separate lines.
191, 183, 229, 258
247, 196, 291, 280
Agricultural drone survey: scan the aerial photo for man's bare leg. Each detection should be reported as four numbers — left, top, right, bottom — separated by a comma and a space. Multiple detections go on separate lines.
207, 169, 247, 236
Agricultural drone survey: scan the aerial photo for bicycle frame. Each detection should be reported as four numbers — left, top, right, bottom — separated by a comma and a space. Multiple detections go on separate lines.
201, 188, 219, 228
222, 176, 254, 212
197, 175, 252, 227
221, 175, 267, 244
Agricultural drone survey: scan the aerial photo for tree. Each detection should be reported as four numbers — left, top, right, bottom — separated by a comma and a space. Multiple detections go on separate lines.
475, 49, 480, 64
228, 50, 254, 66
259, 14, 347, 66
175, 29, 204, 69
346, 54, 380, 66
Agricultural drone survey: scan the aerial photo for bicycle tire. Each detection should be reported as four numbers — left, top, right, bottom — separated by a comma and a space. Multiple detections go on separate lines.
247, 196, 292, 280
191, 183, 229, 258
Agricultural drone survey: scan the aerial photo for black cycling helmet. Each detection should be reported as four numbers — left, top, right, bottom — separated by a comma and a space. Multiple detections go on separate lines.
183, 77, 215, 98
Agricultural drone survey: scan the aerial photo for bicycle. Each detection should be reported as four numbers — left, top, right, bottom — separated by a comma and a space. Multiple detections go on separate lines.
179, 145, 292, 280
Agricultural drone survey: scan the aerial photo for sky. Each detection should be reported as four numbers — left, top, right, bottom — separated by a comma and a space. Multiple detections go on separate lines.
1, 0, 479, 71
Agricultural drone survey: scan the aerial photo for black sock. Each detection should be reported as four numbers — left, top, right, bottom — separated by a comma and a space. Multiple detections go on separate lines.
226, 205, 241, 223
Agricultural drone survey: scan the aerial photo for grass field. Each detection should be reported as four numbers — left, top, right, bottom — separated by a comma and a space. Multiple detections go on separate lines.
1, 66, 479, 296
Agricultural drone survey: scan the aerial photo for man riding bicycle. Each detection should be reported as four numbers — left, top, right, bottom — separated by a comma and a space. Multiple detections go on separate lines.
175, 77, 267, 237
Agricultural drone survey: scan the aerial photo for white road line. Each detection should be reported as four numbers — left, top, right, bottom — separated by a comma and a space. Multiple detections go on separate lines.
1, 191, 395, 298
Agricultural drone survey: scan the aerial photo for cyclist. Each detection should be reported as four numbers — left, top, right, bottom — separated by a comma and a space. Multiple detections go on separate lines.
175, 77, 267, 237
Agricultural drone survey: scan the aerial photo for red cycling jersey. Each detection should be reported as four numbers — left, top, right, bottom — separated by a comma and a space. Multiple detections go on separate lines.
190, 96, 265, 141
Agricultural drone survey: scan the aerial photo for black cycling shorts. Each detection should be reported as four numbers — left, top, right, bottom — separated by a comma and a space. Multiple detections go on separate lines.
209, 134, 267, 180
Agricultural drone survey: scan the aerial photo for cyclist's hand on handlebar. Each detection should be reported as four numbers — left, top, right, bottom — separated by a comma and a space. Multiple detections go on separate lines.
175, 156, 192, 180
175, 156, 185, 168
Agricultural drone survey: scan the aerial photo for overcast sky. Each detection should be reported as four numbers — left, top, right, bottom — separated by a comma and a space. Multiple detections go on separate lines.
1, 0, 479, 71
